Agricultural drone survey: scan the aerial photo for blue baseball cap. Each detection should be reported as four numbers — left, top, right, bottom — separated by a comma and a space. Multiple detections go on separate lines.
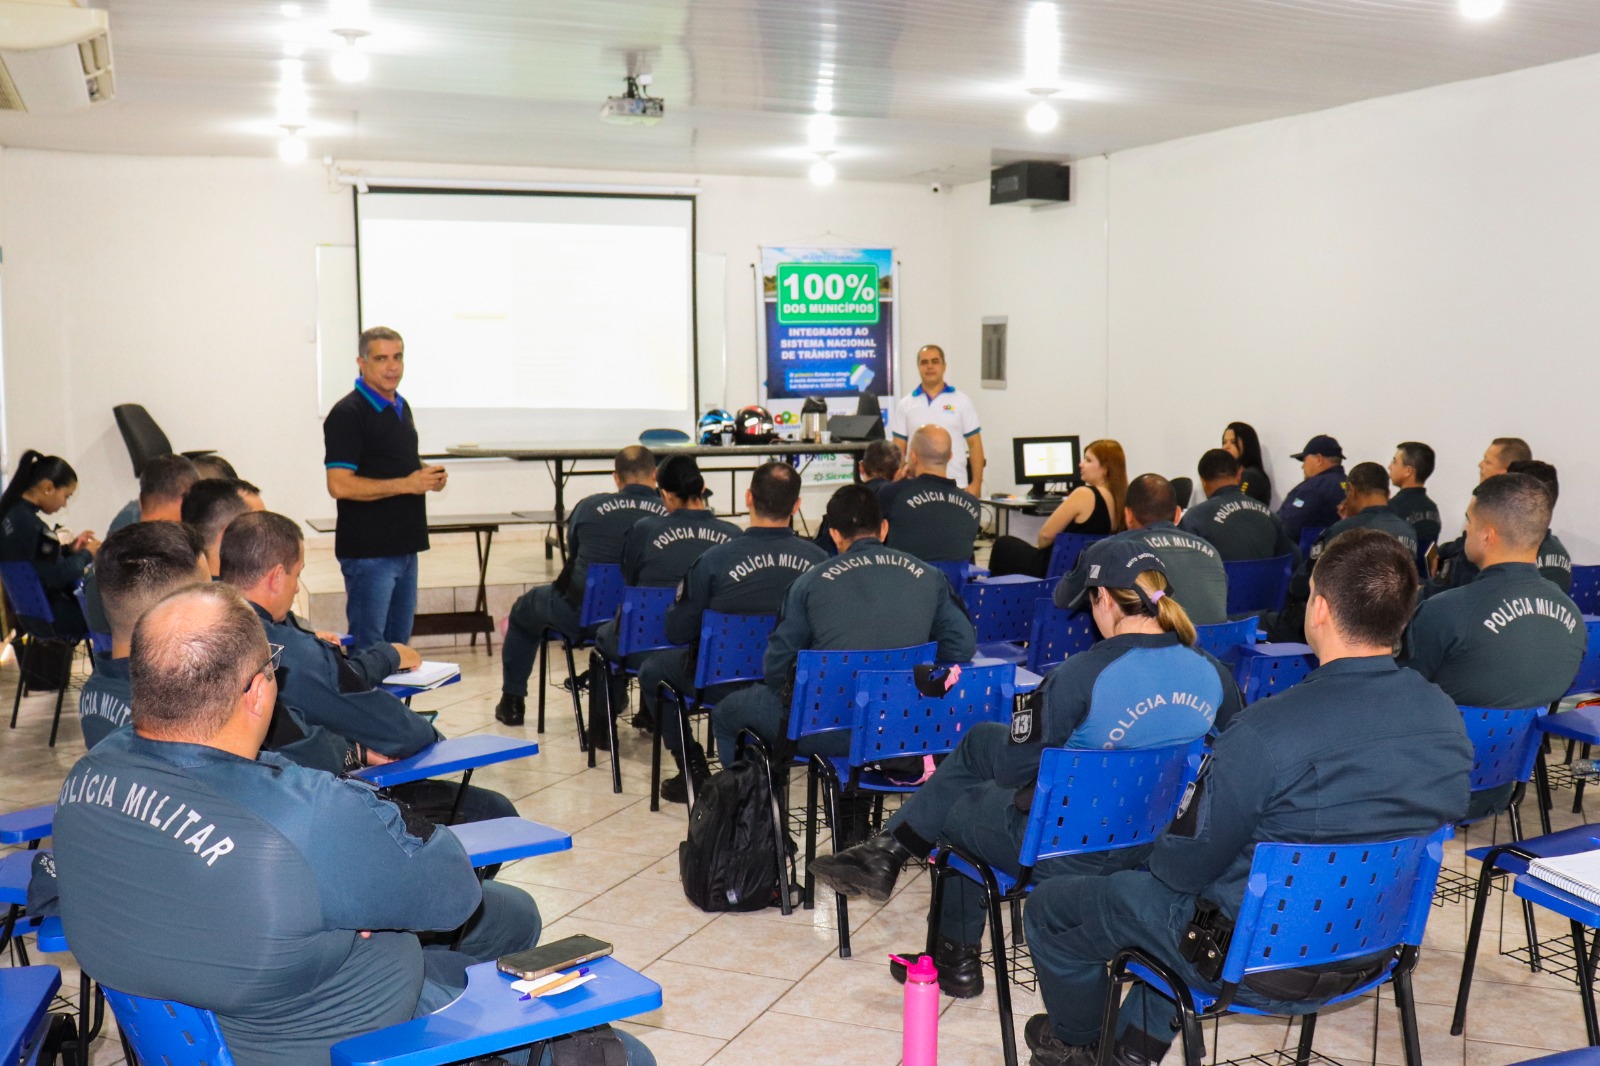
1291, 435, 1344, 461
1056, 538, 1169, 612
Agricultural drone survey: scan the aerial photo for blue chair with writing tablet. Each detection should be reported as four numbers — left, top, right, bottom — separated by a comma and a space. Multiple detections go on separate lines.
1223, 555, 1293, 616
535, 562, 625, 752
0, 966, 61, 1066
1, 561, 91, 747
599, 585, 687, 796
1045, 533, 1106, 581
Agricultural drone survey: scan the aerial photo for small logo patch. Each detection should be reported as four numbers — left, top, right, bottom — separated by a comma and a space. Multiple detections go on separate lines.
1088, 564, 1101, 579
1011, 706, 1036, 744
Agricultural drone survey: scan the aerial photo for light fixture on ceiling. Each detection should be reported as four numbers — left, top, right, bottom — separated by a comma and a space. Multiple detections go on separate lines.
278, 125, 309, 163
807, 113, 836, 152
280, 3, 302, 16
1459, 0, 1504, 18
1024, 2, 1060, 89
1026, 90, 1058, 133
277, 58, 309, 126
809, 153, 836, 185
331, 28, 370, 83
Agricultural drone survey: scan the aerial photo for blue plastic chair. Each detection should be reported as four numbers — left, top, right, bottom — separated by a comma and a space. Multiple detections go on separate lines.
102, 988, 235, 1066
931, 740, 1206, 1066
1102, 826, 1452, 1066
1046, 533, 1108, 581
962, 577, 1052, 656
1570, 566, 1600, 616
1223, 555, 1293, 615
1233, 643, 1317, 704
1, 561, 88, 748
71, 585, 111, 657
1296, 524, 1327, 558
1192, 616, 1258, 668
1026, 599, 1095, 674
589, 585, 687, 795
535, 562, 625, 758
1521, 617, 1600, 817
0, 966, 62, 1066
931, 559, 970, 594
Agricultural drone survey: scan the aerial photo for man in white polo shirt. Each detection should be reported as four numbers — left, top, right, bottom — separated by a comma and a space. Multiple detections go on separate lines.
889, 344, 985, 496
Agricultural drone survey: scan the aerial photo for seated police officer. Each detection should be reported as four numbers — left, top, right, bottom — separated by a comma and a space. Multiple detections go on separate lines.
589, 455, 739, 749
47, 583, 644, 1066
223, 511, 518, 827
1431, 436, 1532, 590
813, 439, 902, 554
1399, 471, 1585, 818
1060, 474, 1228, 625
182, 476, 265, 576
711, 483, 977, 767
1265, 462, 1417, 643
1507, 459, 1575, 591
497, 445, 668, 726
1388, 441, 1441, 552
1276, 435, 1347, 545
879, 425, 983, 564
1021, 529, 1473, 1066
640, 461, 827, 802
1177, 449, 1296, 563
810, 539, 1240, 1000
87, 454, 203, 633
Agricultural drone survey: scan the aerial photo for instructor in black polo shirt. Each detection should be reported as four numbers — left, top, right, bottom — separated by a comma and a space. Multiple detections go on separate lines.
323, 326, 446, 647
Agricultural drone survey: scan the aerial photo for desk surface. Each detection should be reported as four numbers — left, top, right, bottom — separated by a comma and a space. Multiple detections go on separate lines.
0, 965, 60, 1065
306, 513, 539, 535
447, 441, 869, 461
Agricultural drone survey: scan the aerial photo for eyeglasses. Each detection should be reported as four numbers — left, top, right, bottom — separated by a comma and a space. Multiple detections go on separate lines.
247, 643, 284, 692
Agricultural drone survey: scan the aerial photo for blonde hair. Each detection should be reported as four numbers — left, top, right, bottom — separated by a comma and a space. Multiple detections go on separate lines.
1085, 439, 1129, 533
1103, 570, 1196, 646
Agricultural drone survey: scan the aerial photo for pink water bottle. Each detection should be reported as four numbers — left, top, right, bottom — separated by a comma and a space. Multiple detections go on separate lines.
889, 954, 939, 1065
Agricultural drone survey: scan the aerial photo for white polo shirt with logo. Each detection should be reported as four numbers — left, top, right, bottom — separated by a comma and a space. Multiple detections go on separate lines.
890, 383, 982, 477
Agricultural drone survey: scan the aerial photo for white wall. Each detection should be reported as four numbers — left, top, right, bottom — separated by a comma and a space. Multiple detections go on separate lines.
0, 153, 956, 529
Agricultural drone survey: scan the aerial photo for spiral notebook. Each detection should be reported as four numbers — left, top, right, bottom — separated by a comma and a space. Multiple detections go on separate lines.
380, 661, 460, 689
1528, 849, 1600, 906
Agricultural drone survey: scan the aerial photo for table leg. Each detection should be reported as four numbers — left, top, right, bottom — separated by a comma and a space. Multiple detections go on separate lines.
1536, 748, 1555, 837
1572, 918, 1600, 1045
552, 459, 569, 559
470, 529, 494, 655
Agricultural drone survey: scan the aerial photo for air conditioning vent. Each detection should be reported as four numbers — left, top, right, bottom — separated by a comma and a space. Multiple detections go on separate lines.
0, 1, 115, 113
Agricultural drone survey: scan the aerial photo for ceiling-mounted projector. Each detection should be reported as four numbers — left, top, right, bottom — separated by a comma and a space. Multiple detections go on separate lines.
601, 73, 663, 126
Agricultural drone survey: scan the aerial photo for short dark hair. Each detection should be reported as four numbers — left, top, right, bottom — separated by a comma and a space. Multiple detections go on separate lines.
1472, 472, 1552, 551
749, 461, 802, 520
1394, 442, 1435, 483
181, 478, 261, 548
615, 445, 656, 484
131, 584, 268, 741
1125, 474, 1177, 527
1346, 462, 1390, 499
1196, 449, 1240, 483
192, 454, 239, 480
138, 454, 201, 508
219, 511, 303, 588
1506, 459, 1559, 508
359, 326, 403, 359
1491, 437, 1532, 466
96, 522, 207, 636
825, 483, 882, 539
860, 440, 902, 481
1310, 527, 1419, 649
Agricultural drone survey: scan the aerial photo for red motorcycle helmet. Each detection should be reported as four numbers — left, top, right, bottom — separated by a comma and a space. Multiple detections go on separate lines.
733, 405, 778, 445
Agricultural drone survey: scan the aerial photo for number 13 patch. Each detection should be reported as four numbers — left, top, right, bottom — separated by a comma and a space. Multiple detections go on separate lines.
1010, 689, 1043, 744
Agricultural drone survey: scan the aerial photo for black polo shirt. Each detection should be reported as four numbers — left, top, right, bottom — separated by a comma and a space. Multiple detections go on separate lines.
323, 381, 428, 559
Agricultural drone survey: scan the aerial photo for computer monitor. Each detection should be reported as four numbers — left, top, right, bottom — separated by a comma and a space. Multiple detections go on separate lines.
1013, 435, 1082, 496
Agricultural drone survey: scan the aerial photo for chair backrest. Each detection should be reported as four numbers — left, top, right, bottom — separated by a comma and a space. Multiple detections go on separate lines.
1192, 616, 1259, 666
962, 578, 1053, 644
1297, 525, 1327, 559
1026, 599, 1095, 674
72, 585, 112, 655
1567, 619, 1600, 698
578, 563, 626, 629
616, 586, 683, 658
931, 560, 969, 595
1223, 555, 1294, 615
1020, 740, 1206, 867
101, 986, 237, 1066
1570, 565, 1600, 616
693, 611, 778, 689
0, 561, 55, 626
1222, 827, 1451, 987
1046, 533, 1108, 581
1459, 704, 1548, 793
787, 643, 939, 742
112, 404, 175, 478
849, 663, 1015, 768
1170, 476, 1193, 509
1235, 645, 1317, 704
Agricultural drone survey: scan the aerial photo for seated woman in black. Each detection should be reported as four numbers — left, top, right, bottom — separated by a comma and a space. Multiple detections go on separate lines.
988, 438, 1126, 578
0, 451, 97, 635
1222, 421, 1272, 506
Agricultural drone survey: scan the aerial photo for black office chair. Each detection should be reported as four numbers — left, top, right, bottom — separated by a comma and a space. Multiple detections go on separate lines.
1171, 476, 1194, 509
111, 405, 216, 477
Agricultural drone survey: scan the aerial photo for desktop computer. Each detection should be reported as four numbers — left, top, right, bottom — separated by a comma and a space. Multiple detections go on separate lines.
1011, 435, 1082, 499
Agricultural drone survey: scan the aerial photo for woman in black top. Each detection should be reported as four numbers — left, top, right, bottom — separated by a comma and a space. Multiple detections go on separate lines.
987, 439, 1127, 578
1222, 422, 1271, 507
0, 450, 97, 635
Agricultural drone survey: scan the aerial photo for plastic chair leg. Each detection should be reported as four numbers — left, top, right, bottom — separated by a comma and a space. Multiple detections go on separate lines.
1293, 1011, 1318, 1066
819, 775, 852, 958
803, 767, 818, 911
562, 642, 593, 765
606, 684, 622, 795
10, 639, 29, 729
1452, 854, 1502, 1034
1392, 970, 1423, 1066
984, 872, 1017, 1066
678, 691, 700, 812
48, 676, 66, 748
1574, 918, 1600, 1045
535, 638, 548, 735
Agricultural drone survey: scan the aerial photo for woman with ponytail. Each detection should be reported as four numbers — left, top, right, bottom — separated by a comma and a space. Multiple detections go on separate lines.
809, 537, 1240, 997
0, 450, 97, 634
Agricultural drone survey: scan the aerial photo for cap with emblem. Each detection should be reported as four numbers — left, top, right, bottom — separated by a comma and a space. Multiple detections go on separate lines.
1290, 435, 1344, 461
1055, 537, 1169, 612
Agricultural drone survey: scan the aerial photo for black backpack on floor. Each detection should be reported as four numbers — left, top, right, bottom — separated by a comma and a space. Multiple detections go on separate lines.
679, 756, 789, 912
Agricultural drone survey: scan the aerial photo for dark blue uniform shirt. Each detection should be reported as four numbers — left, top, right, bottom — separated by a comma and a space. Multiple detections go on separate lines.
1064, 523, 1229, 625
879, 474, 983, 563
1178, 485, 1297, 563
562, 484, 669, 605
665, 526, 828, 647
1390, 487, 1441, 551
619, 508, 739, 587
79, 654, 133, 750
1276, 465, 1348, 543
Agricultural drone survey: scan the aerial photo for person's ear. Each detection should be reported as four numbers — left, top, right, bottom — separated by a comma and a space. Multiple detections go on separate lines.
878, 519, 889, 541
789, 495, 803, 518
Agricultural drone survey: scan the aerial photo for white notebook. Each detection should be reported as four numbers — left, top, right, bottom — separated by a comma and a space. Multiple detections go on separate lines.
381, 661, 460, 690
1528, 848, 1600, 906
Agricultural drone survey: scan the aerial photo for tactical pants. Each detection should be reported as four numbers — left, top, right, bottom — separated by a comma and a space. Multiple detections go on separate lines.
502, 584, 582, 698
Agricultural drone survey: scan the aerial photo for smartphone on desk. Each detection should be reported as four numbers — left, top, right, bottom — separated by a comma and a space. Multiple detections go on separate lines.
497, 935, 614, 980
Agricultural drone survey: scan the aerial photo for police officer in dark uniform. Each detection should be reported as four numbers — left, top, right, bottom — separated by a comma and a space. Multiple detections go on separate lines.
1021, 529, 1472, 1066
638, 462, 826, 802
496, 446, 667, 725
1063, 475, 1229, 625
879, 425, 982, 563
813, 439, 902, 554
810, 540, 1240, 1000
711, 483, 977, 766
1276, 435, 1348, 545
1400, 472, 1585, 818
1388, 441, 1441, 552
1434, 457, 1572, 595
0, 450, 97, 636
1178, 450, 1297, 563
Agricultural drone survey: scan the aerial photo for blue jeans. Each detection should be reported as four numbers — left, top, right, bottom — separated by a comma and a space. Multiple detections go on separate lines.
340, 553, 419, 646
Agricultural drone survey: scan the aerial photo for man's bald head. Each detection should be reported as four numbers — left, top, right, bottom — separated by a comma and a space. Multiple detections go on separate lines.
131, 583, 268, 743
909, 425, 953, 470
615, 445, 657, 486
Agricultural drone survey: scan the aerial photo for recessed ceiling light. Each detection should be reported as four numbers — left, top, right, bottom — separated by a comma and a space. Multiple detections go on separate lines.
1025, 2, 1060, 92
1026, 98, 1058, 132
809, 155, 836, 185
1460, 0, 1504, 17
331, 28, 370, 82
807, 113, 836, 152
278, 128, 308, 163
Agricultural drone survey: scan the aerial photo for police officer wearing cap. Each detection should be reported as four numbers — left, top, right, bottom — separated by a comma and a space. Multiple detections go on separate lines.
810, 538, 1239, 1001
711, 482, 977, 767
1020, 529, 1471, 1066
495, 446, 667, 726
879, 425, 982, 564
1388, 441, 1441, 552
1400, 472, 1585, 818
1277, 435, 1348, 544
1266, 462, 1418, 643
640, 461, 827, 802
1061, 474, 1229, 625
1178, 449, 1297, 563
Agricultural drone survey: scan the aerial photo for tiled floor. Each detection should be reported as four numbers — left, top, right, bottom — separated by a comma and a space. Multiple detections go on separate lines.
1, 563, 1592, 1063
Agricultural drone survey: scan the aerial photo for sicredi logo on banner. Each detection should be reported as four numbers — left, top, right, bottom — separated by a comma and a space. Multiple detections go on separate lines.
776, 263, 881, 325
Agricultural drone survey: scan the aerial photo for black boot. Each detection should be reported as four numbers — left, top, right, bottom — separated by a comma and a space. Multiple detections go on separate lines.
1023, 1016, 1158, 1066
808, 831, 913, 903
660, 741, 712, 804
889, 934, 985, 998
494, 692, 526, 726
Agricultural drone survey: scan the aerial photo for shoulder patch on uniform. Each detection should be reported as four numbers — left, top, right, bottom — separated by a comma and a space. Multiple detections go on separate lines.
1010, 689, 1043, 745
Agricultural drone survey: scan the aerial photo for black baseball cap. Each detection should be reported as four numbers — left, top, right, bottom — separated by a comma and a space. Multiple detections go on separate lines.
657, 455, 710, 498
1056, 538, 1169, 612
1291, 435, 1345, 461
